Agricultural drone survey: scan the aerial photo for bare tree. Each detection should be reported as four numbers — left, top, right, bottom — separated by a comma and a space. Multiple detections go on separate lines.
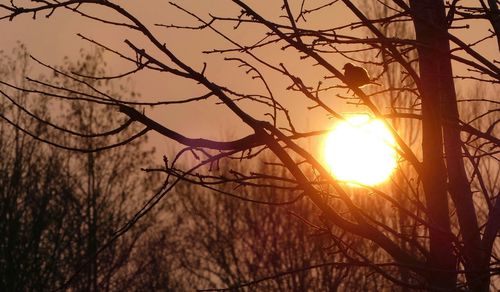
0, 1, 498, 290
146, 156, 424, 291
0, 45, 160, 291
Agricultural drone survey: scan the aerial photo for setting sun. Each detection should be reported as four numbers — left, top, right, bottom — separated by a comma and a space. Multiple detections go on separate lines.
324, 115, 397, 186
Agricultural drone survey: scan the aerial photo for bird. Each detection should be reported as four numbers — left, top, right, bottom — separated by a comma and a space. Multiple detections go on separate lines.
342, 63, 381, 88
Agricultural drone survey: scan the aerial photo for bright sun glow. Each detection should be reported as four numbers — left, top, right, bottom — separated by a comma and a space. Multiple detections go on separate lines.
324, 114, 397, 186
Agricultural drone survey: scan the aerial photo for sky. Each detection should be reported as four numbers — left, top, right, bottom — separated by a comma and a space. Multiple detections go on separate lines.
0, 1, 344, 159
0, 0, 497, 161
0, 2, 498, 288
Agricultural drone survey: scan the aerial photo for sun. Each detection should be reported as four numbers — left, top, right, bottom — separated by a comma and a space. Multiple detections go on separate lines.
324, 114, 397, 186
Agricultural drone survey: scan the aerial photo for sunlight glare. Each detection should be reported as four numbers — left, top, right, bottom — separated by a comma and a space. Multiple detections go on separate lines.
324, 115, 397, 186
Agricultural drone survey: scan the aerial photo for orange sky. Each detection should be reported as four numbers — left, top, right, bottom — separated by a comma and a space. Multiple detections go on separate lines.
0, 0, 497, 159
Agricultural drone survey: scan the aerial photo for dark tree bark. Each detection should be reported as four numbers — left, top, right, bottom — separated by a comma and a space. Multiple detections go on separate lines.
409, 0, 458, 289
410, 0, 488, 290
486, 0, 500, 50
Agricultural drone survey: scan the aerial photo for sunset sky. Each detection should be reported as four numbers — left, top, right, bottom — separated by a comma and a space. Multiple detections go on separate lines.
1, 1, 499, 290
0, 0, 497, 159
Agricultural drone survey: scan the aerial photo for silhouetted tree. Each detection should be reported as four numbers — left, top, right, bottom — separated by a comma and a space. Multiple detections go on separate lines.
0, 46, 162, 291
0, 1, 498, 290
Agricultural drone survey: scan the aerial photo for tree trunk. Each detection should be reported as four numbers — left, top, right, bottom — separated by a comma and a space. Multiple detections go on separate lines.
486, 0, 500, 50
410, 0, 489, 290
409, 0, 458, 289
440, 44, 488, 292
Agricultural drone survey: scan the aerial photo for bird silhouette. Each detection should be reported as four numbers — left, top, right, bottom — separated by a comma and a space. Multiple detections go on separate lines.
342, 63, 381, 88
